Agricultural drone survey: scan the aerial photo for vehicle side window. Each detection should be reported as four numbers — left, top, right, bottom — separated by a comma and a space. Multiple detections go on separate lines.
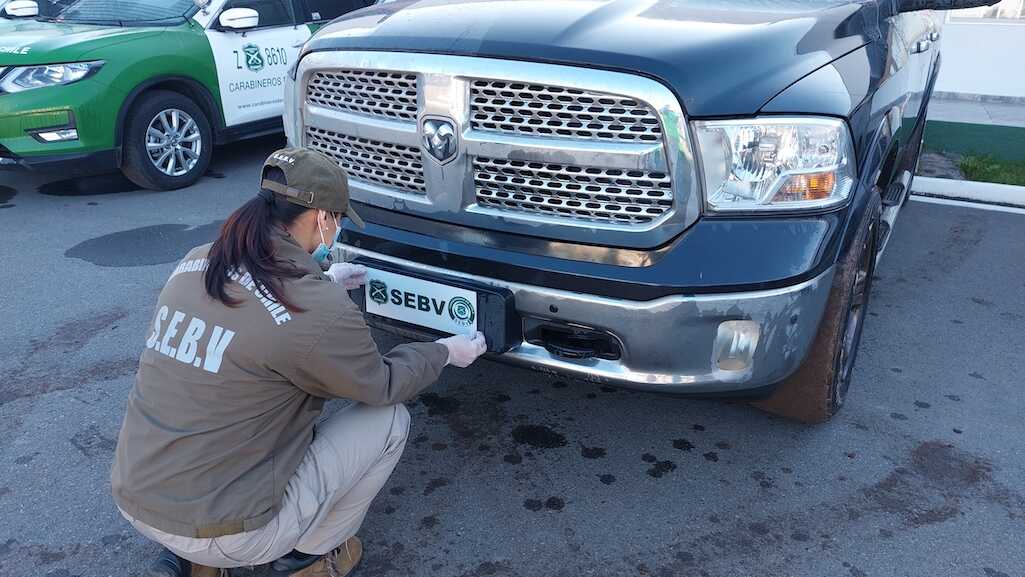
222, 0, 295, 28
38, 0, 76, 17
300, 0, 373, 23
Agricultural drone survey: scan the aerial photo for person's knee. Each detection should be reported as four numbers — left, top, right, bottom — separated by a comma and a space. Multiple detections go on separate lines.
386, 403, 411, 456
316, 402, 410, 461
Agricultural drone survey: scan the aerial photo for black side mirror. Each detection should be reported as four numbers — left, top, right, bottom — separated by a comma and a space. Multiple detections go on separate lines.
898, 0, 1002, 13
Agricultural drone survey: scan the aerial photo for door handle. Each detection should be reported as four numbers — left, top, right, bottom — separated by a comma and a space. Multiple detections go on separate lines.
911, 39, 931, 54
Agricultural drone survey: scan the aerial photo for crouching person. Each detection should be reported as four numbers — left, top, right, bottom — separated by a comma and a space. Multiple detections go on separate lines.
111, 149, 487, 577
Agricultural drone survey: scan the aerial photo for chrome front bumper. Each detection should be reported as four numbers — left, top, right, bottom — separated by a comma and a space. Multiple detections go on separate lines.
338, 244, 835, 394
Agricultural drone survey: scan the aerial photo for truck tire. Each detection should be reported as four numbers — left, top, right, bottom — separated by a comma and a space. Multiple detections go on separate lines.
121, 90, 213, 191
752, 193, 881, 423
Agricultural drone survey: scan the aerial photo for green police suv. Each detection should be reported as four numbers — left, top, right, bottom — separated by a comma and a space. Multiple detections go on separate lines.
0, 0, 371, 189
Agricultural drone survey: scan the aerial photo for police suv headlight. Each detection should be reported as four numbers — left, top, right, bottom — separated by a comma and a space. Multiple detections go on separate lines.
693, 117, 855, 212
0, 61, 105, 93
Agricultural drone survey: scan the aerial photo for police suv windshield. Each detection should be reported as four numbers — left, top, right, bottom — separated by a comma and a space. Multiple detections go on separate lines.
48, 0, 195, 25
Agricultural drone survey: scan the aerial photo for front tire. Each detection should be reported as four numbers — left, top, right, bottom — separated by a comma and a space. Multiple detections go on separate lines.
121, 90, 213, 191
752, 193, 881, 423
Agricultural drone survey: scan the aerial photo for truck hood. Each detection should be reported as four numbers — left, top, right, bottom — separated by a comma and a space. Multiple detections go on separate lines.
306, 0, 882, 116
0, 20, 162, 65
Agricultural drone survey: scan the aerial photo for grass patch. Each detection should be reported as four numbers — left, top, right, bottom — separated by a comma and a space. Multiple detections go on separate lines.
924, 121, 1025, 162
959, 155, 1025, 187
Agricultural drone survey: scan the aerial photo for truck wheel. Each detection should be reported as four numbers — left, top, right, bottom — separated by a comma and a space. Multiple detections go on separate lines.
121, 90, 212, 191
752, 193, 881, 423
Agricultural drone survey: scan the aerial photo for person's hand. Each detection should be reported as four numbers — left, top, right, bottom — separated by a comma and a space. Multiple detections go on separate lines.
325, 263, 368, 289
437, 331, 487, 368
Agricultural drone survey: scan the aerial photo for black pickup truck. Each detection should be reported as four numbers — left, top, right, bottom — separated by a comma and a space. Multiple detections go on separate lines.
284, 0, 995, 422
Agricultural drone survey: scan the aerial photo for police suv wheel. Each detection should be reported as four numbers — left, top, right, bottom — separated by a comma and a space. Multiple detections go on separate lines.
122, 90, 213, 191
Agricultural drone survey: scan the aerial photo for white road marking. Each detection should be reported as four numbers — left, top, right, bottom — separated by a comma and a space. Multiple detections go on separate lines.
910, 194, 1025, 215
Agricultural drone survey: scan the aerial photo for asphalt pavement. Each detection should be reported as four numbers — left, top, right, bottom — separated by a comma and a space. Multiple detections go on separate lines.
1, 136, 1023, 577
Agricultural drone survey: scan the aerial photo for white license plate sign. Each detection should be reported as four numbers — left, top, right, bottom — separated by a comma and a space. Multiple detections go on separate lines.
364, 268, 478, 335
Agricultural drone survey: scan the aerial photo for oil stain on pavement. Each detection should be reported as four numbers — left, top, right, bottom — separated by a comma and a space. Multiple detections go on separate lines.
423, 478, 449, 496
70, 424, 117, 459
641, 453, 677, 478
523, 497, 565, 512
511, 424, 566, 449
65, 221, 222, 267
416, 386, 507, 445
627, 440, 1025, 577
862, 441, 1007, 528
419, 393, 460, 417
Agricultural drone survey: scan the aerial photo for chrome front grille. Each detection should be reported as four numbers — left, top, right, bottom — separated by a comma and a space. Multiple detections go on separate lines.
306, 70, 419, 122
474, 157, 673, 225
470, 80, 663, 142
306, 126, 426, 195
297, 52, 699, 246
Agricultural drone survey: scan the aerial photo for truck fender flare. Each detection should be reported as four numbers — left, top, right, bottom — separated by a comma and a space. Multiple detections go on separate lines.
828, 110, 895, 275
114, 76, 225, 164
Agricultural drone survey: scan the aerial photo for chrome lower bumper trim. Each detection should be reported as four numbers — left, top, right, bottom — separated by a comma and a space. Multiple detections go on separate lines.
338, 244, 835, 393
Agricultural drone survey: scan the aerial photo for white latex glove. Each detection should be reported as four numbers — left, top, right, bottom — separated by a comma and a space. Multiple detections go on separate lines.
437, 331, 487, 368
325, 263, 368, 289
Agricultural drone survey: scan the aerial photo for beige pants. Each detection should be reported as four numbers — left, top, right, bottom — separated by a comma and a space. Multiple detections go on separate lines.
122, 402, 410, 568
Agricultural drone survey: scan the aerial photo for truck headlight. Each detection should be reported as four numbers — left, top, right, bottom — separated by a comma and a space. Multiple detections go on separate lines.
693, 117, 855, 212
0, 61, 105, 93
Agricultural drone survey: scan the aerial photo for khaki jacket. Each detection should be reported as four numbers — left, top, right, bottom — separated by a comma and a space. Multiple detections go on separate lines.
111, 230, 448, 538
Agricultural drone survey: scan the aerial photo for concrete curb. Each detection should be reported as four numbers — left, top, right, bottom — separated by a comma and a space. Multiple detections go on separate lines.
912, 176, 1025, 209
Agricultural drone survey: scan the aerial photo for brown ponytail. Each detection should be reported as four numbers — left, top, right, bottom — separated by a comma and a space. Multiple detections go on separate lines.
204, 168, 310, 312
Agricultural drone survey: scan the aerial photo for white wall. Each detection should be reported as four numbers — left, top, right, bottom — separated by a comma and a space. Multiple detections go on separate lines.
935, 20, 1025, 99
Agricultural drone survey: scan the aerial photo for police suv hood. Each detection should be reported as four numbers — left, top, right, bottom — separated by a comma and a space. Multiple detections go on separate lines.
0, 20, 162, 65
305, 0, 883, 117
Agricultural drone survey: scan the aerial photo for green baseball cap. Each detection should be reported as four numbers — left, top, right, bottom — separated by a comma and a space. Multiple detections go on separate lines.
261, 147, 365, 228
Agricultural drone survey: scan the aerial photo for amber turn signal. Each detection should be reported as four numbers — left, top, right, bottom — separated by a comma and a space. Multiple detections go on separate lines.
774, 171, 837, 203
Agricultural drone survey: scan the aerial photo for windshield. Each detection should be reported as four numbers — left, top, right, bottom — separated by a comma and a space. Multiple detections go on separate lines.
48, 0, 195, 25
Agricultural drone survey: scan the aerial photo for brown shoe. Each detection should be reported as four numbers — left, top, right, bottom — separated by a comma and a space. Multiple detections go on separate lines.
289, 537, 363, 577
192, 565, 228, 577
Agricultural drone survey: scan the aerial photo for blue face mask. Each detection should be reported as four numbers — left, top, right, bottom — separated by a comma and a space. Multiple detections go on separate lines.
312, 212, 337, 265
312, 243, 332, 265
